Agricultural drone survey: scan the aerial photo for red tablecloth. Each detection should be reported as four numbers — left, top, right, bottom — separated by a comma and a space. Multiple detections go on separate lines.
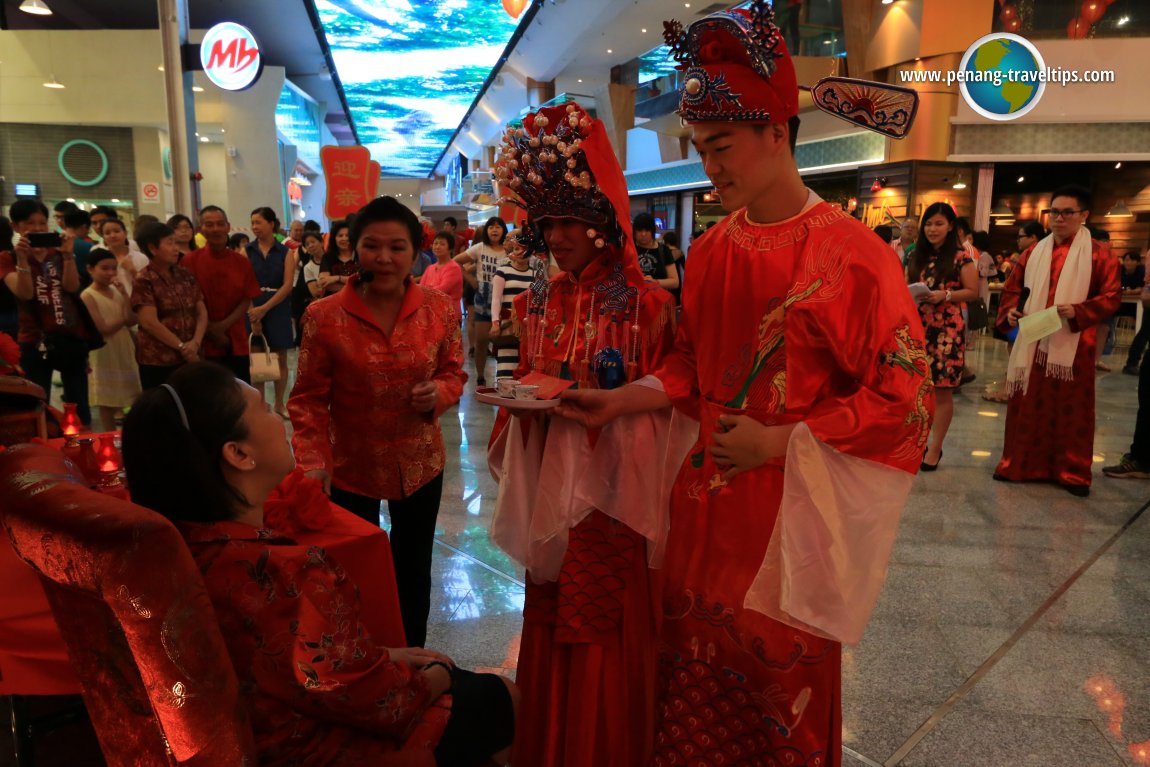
0, 498, 405, 696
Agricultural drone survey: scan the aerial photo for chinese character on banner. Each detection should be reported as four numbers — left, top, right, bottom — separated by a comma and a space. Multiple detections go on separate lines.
321, 145, 373, 220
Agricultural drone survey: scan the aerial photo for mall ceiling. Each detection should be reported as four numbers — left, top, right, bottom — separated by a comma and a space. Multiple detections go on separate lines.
0, 0, 356, 143
1, 0, 727, 177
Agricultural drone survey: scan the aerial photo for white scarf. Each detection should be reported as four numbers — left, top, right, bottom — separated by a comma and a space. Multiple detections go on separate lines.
1007, 226, 1094, 394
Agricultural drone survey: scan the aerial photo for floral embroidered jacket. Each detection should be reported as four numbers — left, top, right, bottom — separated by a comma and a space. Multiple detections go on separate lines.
289, 277, 466, 500
181, 520, 449, 767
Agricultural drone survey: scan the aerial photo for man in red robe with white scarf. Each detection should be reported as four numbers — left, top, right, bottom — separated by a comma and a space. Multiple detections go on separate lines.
558, 3, 933, 764
995, 185, 1120, 496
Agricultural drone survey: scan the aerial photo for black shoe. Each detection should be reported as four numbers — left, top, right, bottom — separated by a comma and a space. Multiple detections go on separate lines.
1123, 365, 1140, 376
920, 450, 942, 472
992, 472, 1010, 482
1102, 454, 1150, 479
961, 372, 977, 385
1064, 484, 1090, 497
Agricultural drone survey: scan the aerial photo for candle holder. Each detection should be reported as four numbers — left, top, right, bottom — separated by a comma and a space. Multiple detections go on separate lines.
96, 434, 124, 490
61, 402, 82, 448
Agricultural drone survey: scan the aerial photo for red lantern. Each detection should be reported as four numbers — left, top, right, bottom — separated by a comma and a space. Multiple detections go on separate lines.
1000, 4, 1017, 22
1067, 16, 1089, 38
502, 0, 527, 19
1080, 0, 1106, 25
1005, 16, 1021, 32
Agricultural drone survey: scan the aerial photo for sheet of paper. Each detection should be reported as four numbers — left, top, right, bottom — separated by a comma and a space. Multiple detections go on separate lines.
1017, 305, 1064, 345
908, 282, 931, 303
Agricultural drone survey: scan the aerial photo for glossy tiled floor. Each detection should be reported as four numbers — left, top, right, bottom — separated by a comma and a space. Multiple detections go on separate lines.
421, 336, 1150, 767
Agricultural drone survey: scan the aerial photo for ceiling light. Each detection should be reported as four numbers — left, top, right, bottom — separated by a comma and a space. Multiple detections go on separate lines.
684, 2, 690, 6
882, 0, 894, 4
1017, 175, 1025, 182
641, 28, 647, 33
1118, 15, 1129, 26
577, 78, 583, 83
157, 65, 164, 72
952, 173, 967, 190
1115, 162, 1122, 169
42, 76, 65, 89
1105, 200, 1134, 219
990, 201, 1014, 217
192, 85, 204, 92
607, 48, 613, 54
111, 198, 120, 202
199, 136, 210, 143
20, 0, 52, 15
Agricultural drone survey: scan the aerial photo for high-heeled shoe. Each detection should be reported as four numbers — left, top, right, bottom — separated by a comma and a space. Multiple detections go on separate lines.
920, 450, 943, 472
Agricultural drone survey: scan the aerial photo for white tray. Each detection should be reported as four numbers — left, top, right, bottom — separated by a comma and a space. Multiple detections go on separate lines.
476, 391, 561, 410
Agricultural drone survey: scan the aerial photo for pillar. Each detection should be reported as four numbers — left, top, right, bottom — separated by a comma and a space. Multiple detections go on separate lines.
157, 0, 199, 215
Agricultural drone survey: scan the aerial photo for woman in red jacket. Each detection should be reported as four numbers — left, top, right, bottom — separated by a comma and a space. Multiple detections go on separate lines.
288, 196, 467, 648
123, 361, 514, 767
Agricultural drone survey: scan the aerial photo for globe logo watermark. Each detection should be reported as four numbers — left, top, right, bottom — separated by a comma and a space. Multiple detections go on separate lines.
958, 33, 1046, 121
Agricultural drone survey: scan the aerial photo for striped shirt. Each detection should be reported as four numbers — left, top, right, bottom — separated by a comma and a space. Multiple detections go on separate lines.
491, 264, 533, 379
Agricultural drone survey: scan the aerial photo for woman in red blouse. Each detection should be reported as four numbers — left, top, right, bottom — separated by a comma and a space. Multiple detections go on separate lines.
131, 221, 207, 390
122, 361, 515, 767
289, 197, 467, 648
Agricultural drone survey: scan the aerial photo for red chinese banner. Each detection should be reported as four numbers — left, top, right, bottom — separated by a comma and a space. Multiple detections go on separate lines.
367, 161, 381, 200
321, 145, 373, 220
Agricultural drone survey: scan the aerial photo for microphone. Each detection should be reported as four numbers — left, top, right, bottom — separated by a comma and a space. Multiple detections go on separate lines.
358, 268, 374, 283
1006, 286, 1029, 343
1017, 286, 1030, 312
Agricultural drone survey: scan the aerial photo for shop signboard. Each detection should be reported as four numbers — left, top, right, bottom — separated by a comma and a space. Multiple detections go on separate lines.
201, 22, 263, 91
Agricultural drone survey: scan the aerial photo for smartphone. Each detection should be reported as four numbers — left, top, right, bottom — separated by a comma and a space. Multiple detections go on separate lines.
28, 232, 62, 248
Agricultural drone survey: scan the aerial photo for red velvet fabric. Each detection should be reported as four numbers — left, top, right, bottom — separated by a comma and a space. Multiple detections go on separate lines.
0, 444, 257, 766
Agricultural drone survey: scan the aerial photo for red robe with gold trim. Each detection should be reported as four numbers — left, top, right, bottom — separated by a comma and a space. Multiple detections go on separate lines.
994, 238, 1120, 488
493, 248, 683, 767
652, 198, 932, 766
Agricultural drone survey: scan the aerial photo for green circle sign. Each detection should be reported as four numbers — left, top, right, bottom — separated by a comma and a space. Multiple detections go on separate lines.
57, 139, 109, 187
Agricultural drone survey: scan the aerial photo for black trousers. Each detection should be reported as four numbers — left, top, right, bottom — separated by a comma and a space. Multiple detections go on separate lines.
330, 473, 444, 648
1126, 320, 1150, 369
21, 341, 90, 426
1132, 350, 1150, 466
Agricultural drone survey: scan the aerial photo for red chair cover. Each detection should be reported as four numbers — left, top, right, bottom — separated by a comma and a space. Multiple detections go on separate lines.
0, 444, 257, 766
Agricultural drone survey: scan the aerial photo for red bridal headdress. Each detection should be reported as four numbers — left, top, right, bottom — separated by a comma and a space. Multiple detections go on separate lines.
664, 0, 919, 139
663, 0, 797, 124
495, 102, 632, 260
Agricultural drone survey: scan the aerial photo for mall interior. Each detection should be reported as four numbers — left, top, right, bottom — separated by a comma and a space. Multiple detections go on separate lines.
1, 0, 1149, 765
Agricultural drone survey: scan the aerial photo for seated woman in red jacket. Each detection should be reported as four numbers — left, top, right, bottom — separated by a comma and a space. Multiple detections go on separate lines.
122, 361, 516, 767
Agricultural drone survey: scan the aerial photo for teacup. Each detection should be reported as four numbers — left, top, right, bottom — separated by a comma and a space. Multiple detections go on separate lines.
496, 378, 519, 397
513, 384, 540, 401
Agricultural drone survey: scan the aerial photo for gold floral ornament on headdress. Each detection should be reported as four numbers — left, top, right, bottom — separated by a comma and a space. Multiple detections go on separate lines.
495, 103, 624, 258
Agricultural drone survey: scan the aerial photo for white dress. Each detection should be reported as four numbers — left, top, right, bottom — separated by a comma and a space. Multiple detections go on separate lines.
83, 287, 141, 408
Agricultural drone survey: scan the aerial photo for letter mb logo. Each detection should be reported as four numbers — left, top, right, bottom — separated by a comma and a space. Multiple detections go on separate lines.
200, 22, 263, 92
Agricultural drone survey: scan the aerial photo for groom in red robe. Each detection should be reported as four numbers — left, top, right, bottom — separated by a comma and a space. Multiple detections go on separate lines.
558, 3, 933, 764
995, 185, 1120, 496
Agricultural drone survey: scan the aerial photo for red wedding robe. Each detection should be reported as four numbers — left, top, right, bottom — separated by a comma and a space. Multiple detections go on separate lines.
994, 238, 1120, 488
495, 251, 681, 767
652, 199, 933, 766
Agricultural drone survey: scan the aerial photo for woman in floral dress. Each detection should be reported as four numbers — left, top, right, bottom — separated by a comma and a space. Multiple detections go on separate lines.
912, 202, 979, 471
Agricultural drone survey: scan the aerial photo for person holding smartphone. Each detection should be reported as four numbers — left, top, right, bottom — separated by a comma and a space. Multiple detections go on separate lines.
0, 199, 94, 427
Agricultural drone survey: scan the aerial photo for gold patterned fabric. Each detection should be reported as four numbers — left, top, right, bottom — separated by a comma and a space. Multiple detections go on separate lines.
0, 443, 256, 766
289, 278, 467, 500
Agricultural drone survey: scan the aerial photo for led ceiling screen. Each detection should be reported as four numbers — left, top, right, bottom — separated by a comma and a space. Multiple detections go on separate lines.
315, 0, 525, 178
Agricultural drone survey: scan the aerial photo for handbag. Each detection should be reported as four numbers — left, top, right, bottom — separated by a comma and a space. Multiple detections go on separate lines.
249, 333, 281, 383
966, 297, 989, 332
